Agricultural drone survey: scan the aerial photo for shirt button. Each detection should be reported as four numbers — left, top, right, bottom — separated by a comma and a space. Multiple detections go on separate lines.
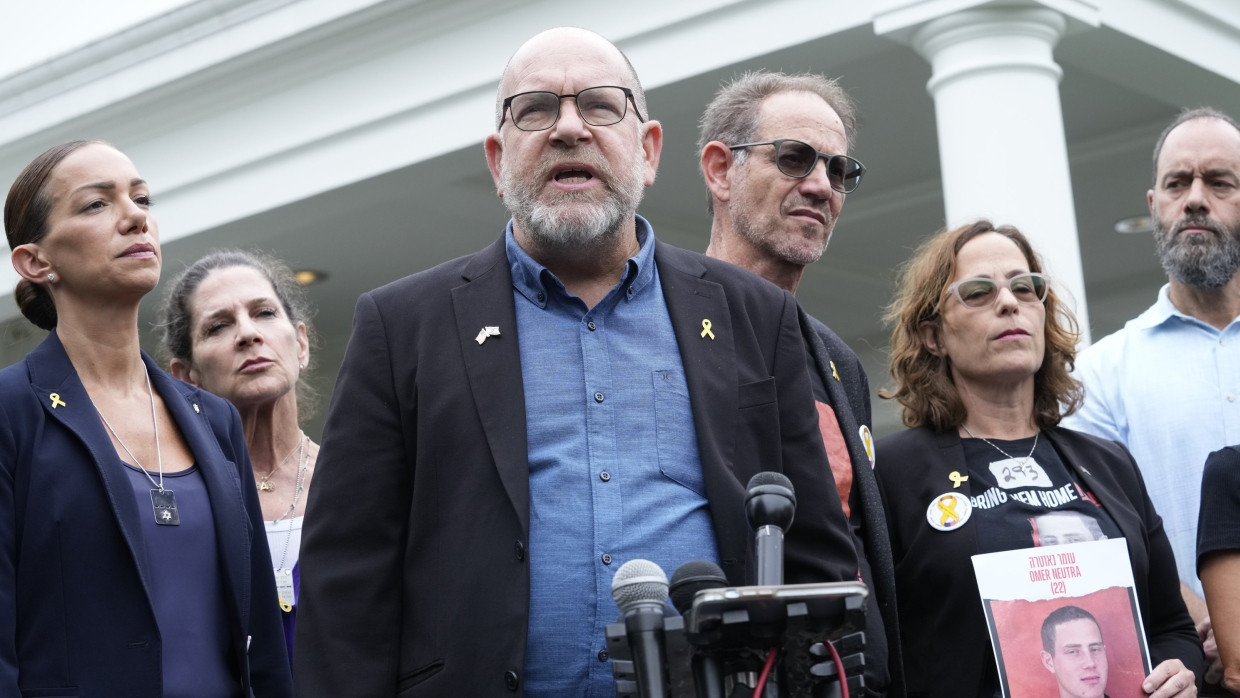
587, 320, 597, 331
598, 649, 609, 662
594, 392, 604, 403
514, 540, 525, 562
536, 292, 546, 303
1229, 394, 1236, 402
627, 287, 634, 296
504, 670, 520, 691
601, 553, 613, 565
600, 471, 611, 482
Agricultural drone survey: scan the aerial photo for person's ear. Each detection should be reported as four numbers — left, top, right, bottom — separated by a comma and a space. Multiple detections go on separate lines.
484, 133, 504, 198
639, 120, 663, 187
919, 321, 943, 357
296, 321, 310, 370
1040, 649, 1055, 674
169, 358, 199, 386
11, 244, 53, 283
701, 141, 735, 205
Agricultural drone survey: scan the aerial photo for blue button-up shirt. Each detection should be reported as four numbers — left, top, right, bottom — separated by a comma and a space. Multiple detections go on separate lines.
508, 217, 720, 696
1065, 283, 1240, 596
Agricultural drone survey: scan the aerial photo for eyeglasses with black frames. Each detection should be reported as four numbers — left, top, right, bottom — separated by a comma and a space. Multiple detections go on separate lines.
945, 272, 1051, 309
728, 138, 866, 194
500, 86, 645, 132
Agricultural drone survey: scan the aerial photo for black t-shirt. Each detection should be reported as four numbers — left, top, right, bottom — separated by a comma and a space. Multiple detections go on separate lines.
962, 434, 1122, 554
1198, 445, 1240, 562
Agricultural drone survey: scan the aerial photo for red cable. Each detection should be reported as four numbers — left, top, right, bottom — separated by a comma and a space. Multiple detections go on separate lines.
753, 646, 779, 698
749, 640, 850, 698
824, 638, 850, 698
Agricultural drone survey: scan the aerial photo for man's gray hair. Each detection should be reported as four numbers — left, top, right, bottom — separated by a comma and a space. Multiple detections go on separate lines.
698, 71, 857, 157
697, 71, 857, 214
1151, 106, 1240, 183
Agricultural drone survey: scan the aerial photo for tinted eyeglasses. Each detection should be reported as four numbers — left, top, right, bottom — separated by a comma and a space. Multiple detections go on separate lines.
946, 273, 1051, 309
500, 86, 645, 132
728, 139, 866, 194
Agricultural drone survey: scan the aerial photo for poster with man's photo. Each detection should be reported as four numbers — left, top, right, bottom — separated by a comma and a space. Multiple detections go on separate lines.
972, 538, 1152, 698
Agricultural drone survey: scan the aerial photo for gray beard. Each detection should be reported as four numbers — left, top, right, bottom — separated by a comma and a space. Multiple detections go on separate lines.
1153, 213, 1240, 288
501, 152, 645, 252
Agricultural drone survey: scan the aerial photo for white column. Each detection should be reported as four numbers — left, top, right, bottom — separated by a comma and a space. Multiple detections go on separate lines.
911, 6, 1091, 341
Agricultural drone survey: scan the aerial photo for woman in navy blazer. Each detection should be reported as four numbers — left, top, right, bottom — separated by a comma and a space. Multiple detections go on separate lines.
1, 141, 292, 696
875, 221, 1200, 698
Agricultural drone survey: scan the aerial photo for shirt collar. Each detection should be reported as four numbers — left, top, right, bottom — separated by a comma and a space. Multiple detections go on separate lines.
505, 215, 657, 308
1131, 283, 1240, 333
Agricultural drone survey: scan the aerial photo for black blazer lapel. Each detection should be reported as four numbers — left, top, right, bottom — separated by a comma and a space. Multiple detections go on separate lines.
1045, 429, 1146, 548
654, 243, 749, 573
148, 357, 251, 628
27, 334, 154, 594
451, 238, 531, 534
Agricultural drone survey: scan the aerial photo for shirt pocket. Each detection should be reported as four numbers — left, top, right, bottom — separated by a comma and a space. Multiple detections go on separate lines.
653, 369, 707, 497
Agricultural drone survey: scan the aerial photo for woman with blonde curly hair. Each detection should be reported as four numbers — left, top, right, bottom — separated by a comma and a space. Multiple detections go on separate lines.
875, 219, 1200, 698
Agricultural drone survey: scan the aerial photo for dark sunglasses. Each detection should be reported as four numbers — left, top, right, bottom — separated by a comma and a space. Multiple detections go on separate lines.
728, 138, 866, 194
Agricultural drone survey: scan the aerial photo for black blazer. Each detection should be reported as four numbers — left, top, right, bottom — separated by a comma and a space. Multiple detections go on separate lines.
0, 333, 291, 697
295, 236, 858, 697
874, 426, 1201, 698
800, 310, 904, 698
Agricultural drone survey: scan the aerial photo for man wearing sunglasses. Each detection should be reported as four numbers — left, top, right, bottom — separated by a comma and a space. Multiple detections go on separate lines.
1065, 106, 1240, 693
698, 72, 901, 698
296, 29, 858, 697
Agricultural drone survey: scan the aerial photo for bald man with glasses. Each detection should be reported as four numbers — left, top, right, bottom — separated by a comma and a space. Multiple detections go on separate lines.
295, 30, 858, 698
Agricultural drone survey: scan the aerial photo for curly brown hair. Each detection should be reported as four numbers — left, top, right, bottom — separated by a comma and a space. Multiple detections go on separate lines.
880, 220, 1082, 431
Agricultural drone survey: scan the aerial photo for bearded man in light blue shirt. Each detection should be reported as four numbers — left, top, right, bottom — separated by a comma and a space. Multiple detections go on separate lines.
1064, 106, 1240, 686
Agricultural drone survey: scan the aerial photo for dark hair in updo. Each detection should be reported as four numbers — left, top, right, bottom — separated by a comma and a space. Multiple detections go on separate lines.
159, 249, 319, 418
4, 140, 101, 330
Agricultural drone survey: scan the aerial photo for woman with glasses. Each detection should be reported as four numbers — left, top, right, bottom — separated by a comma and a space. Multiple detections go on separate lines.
875, 220, 1200, 697
0, 141, 291, 695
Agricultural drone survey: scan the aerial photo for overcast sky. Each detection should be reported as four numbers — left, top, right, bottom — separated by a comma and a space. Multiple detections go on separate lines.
0, 0, 189, 79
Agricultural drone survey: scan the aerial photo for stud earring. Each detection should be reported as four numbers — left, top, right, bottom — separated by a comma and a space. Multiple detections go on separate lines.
46, 273, 55, 282
298, 363, 305, 370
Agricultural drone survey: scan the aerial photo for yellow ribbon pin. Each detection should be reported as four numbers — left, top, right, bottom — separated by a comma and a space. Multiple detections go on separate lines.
937, 495, 963, 527
49, 393, 66, 409
949, 470, 969, 488
830, 361, 840, 381
700, 319, 715, 340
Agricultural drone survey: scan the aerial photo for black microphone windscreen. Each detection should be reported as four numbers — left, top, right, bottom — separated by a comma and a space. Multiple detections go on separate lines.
746, 471, 793, 492
668, 560, 728, 614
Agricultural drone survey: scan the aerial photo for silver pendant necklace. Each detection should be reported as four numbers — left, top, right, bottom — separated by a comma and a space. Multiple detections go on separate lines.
961, 423, 1040, 467
98, 365, 178, 526
272, 433, 307, 612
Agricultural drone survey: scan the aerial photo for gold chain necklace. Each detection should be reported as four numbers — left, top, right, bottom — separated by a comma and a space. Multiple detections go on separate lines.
256, 431, 305, 493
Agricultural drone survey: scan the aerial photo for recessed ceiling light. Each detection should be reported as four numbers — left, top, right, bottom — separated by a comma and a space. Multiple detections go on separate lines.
1114, 215, 1153, 234
293, 269, 328, 286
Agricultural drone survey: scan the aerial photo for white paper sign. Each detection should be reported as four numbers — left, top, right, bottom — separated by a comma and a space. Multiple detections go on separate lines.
972, 539, 1151, 698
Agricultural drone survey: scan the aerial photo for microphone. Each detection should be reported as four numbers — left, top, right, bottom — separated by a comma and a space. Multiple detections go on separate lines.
612, 559, 671, 698
671, 561, 729, 698
745, 472, 796, 586
669, 560, 730, 615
